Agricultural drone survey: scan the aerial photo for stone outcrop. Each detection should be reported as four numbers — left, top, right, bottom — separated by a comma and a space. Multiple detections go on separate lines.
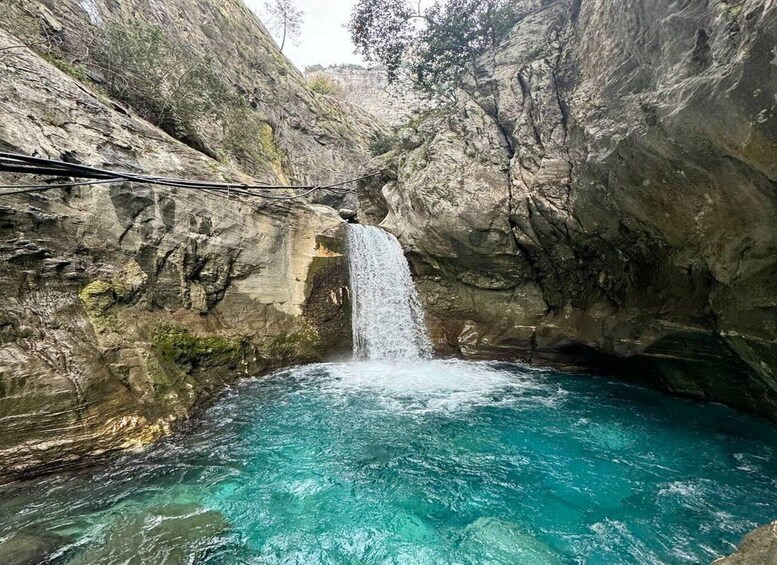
360, 0, 777, 419
0, 2, 360, 479
714, 520, 777, 564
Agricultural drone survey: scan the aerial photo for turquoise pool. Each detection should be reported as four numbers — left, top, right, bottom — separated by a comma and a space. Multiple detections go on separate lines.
1, 360, 775, 564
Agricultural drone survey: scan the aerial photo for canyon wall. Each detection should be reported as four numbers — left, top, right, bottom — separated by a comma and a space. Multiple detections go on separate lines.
360, 0, 777, 420
305, 65, 423, 127
0, 0, 370, 479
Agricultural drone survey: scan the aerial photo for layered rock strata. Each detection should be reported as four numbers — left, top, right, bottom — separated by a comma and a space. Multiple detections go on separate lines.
360, 0, 777, 419
0, 13, 353, 478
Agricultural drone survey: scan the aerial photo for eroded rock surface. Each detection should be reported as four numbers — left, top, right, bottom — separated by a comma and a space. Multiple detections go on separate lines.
0, 18, 352, 478
361, 0, 777, 419
1, 0, 383, 208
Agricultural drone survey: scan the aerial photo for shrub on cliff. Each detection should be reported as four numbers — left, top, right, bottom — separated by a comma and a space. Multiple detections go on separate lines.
368, 130, 399, 156
308, 74, 341, 96
92, 23, 235, 155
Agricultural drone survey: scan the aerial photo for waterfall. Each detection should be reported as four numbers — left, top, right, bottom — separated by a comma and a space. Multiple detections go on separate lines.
347, 225, 432, 361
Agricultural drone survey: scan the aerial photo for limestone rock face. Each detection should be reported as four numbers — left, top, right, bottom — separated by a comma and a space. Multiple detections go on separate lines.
0, 0, 383, 206
361, 0, 777, 419
0, 22, 351, 479
305, 65, 424, 127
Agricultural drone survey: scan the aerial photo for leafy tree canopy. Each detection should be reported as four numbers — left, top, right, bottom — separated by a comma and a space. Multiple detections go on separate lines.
349, 0, 520, 98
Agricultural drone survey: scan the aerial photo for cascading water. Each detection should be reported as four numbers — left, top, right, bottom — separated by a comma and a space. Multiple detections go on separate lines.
346, 224, 432, 361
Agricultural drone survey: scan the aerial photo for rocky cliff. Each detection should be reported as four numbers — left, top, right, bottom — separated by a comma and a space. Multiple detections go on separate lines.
360, 0, 777, 420
0, 1, 369, 479
305, 65, 423, 127
1, 0, 382, 203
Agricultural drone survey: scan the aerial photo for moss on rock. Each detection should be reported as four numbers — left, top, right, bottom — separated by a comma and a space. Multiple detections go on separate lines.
153, 325, 248, 373
79, 280, 118, 316
261, 326, 320, 366
79, 264, 148, 336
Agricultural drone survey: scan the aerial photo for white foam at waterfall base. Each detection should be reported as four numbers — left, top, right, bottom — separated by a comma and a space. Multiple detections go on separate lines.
282, 360, 565, 415
325, 360, 562, 414
347, 225, 432, 361
340, 225, 565, 413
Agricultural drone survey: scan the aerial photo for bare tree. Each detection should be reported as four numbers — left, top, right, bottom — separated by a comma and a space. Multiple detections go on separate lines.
264, 0, 304, 53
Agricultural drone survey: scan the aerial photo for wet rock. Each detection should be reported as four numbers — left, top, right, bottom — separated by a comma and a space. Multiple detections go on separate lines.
338, 208, 357, 221
365, 0, 777, 419
714, 521, 777, 564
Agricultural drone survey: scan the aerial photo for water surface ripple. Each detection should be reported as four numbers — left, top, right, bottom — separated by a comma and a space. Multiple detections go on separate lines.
2, 360, 776, 564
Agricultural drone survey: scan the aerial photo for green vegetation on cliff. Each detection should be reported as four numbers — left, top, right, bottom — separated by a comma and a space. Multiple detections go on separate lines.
308, 75, 340, 96
93, 23, 232, 156
153, 325, 249, 373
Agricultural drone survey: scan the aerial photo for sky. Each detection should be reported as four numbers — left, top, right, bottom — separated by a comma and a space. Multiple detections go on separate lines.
244, 0, 366, 69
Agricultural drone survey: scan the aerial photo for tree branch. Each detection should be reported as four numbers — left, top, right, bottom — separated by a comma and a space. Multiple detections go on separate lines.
0, 40, 47, 53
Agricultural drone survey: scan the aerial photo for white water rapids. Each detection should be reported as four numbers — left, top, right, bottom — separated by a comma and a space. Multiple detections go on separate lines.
346, 224, 432, 361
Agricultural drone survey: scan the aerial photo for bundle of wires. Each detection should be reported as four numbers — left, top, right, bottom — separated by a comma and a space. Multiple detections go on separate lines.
0, 152, 380, 201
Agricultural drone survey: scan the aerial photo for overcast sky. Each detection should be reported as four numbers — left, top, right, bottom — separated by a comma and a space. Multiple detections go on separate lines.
244, 0, 366, 69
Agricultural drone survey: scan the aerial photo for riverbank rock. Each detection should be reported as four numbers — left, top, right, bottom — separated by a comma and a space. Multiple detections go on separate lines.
714, 521, 777, 564
360, 0, 777, 420
0, 3, 358, 479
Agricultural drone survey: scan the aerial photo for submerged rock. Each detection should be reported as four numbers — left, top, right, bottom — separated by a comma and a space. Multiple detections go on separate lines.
0, 531, 70, 565
64, 504, 234, 564
459, 517, 563, 564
